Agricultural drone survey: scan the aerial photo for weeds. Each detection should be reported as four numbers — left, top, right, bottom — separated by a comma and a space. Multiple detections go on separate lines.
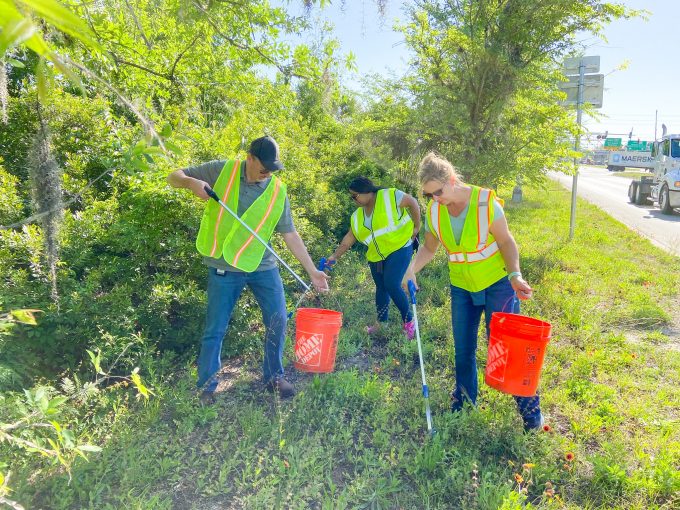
4, 185, 680, 509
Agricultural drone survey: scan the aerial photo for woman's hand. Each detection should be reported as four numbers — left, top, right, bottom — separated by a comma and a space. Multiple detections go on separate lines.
510, 275, 533, 300
325, 255, 337, 269
402, 266, 418, 293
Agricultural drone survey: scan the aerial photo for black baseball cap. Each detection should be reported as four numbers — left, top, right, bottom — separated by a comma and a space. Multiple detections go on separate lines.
249, 136, 283, 171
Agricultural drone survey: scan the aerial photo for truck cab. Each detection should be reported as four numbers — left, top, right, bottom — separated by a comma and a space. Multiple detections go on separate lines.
650, 135, 680, 214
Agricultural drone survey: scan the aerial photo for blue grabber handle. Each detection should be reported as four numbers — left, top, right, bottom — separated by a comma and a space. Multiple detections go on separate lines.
319, 257, 336, 271
408, 280, 417, 305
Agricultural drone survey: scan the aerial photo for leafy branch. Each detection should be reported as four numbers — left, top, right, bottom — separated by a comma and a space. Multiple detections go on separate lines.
0, 311, 153, 508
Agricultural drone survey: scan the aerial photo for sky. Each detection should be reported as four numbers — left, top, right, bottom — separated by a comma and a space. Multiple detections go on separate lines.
280, 0, 679, 144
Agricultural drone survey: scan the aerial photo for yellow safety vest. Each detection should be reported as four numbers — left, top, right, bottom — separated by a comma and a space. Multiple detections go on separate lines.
195, 160, 287, 272
350, 188, 414, 262
426, 186, 507, 292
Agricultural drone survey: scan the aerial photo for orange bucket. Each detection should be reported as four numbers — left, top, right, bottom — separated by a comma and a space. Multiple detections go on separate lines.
485, 312, 551, 397
293, 308, 342, 373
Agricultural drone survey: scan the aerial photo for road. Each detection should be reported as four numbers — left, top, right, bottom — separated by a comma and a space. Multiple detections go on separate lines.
549, 166, 680, 256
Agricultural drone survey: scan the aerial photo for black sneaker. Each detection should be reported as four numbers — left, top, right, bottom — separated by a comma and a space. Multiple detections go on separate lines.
265, 377, 295, 398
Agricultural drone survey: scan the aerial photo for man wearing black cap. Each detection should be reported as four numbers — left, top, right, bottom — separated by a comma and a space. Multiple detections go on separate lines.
168, 136, 329, 403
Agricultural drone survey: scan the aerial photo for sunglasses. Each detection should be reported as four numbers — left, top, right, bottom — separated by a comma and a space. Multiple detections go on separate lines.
422, 182, 447, 200
350, 193, 360, 201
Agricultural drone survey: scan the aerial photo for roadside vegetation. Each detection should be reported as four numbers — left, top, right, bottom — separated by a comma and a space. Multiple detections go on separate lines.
3, 1, 676, 509
7, 184, 679, 509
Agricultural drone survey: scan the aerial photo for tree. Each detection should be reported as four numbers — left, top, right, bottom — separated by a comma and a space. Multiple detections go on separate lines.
398, 0, 638, 185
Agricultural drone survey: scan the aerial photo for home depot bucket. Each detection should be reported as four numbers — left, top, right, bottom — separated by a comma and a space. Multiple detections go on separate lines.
485, 312, 551, 397
293, 308, 343, 373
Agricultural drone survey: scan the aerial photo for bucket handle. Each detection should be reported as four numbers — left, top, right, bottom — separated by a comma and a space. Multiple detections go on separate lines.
500, 293, 517, 314
287, 258, 332, 319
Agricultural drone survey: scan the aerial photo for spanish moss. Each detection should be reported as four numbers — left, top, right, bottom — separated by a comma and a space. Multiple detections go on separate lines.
28, 114, 63, 302
0, 61, 7, 124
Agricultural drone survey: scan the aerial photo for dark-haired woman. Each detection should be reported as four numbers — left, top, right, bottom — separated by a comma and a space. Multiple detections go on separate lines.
327, 177, 421, 339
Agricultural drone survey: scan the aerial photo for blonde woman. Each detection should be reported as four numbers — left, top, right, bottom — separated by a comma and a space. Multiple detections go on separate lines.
403, 153, 543, 431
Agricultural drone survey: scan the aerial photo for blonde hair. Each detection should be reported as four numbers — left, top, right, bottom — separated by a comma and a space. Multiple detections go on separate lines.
417, 152, 461, 185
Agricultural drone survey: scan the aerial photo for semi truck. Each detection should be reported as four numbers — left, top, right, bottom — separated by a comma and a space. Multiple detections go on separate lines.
627, 133, 680, 214
607, 150, 654, 172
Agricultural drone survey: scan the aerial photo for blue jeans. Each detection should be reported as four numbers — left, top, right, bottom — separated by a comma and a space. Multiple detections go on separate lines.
197, 267, 287, 393
369, 244, 413, 323
450, 277, 542, 426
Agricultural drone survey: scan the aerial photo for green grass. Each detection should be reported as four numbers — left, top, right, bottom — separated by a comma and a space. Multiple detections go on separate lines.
610, 171, 652, 179
13, 183, 680, 509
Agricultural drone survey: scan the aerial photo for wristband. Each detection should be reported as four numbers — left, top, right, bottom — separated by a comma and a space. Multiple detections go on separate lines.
507, 271, 522, 281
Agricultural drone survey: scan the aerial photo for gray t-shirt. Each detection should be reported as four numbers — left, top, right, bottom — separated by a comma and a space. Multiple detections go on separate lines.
183, 159, 295, 272
425, 199, 504, 244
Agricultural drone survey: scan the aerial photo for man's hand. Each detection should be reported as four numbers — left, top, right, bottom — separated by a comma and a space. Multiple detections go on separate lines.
310, 269, 330, 293
190, 179, 211, 200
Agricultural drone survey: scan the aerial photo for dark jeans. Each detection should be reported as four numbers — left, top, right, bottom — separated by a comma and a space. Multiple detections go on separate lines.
197, 267, 287, 393
369, 244, 413, 323
450, 276, 542, 425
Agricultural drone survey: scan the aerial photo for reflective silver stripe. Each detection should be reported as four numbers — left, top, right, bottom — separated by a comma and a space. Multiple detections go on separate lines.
352, 211, 369, 246
477, 189, 491, 250
429, 202, 441, 240
364, 214, 411, 245
466, 241, 499, 262
448, 242, 499, 263
382, 189, 395, 227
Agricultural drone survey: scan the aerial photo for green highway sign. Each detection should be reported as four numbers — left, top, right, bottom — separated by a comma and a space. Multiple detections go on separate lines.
604, 137, 622, 147
626, 140, 651, 151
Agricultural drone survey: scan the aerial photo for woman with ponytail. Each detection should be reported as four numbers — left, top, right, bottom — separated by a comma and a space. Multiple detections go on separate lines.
327, 177, 421, 339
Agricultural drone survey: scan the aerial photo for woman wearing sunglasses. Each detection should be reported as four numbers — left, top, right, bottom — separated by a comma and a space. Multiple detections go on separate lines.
327, 177, 421, 339
402, 152, 543, 431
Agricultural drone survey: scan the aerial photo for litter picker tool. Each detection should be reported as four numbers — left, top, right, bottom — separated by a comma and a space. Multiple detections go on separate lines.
408, 280, 435, 436
204, 185, 310, 291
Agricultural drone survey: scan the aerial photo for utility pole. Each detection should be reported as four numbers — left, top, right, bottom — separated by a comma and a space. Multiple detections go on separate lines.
569, 61, 585, 241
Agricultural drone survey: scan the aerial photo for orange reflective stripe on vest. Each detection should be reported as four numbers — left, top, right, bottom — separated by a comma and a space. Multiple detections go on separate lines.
426, 186, 507, 292
210, 160, 240, 257
229, 178, 282, 267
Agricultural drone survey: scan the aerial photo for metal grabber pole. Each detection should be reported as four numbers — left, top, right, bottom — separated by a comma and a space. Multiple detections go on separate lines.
204, 186, 310, 291
407, 280, 435, 436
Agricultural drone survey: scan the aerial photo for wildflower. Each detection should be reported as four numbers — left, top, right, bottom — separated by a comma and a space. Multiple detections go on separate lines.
542, 424, 552, 432
522, 463, 535, 470
565, 452, 575, 462
514, 473, 524, 484
631, 353, 638, 359
544, 488, 555, 498
545, 481, 553, 489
